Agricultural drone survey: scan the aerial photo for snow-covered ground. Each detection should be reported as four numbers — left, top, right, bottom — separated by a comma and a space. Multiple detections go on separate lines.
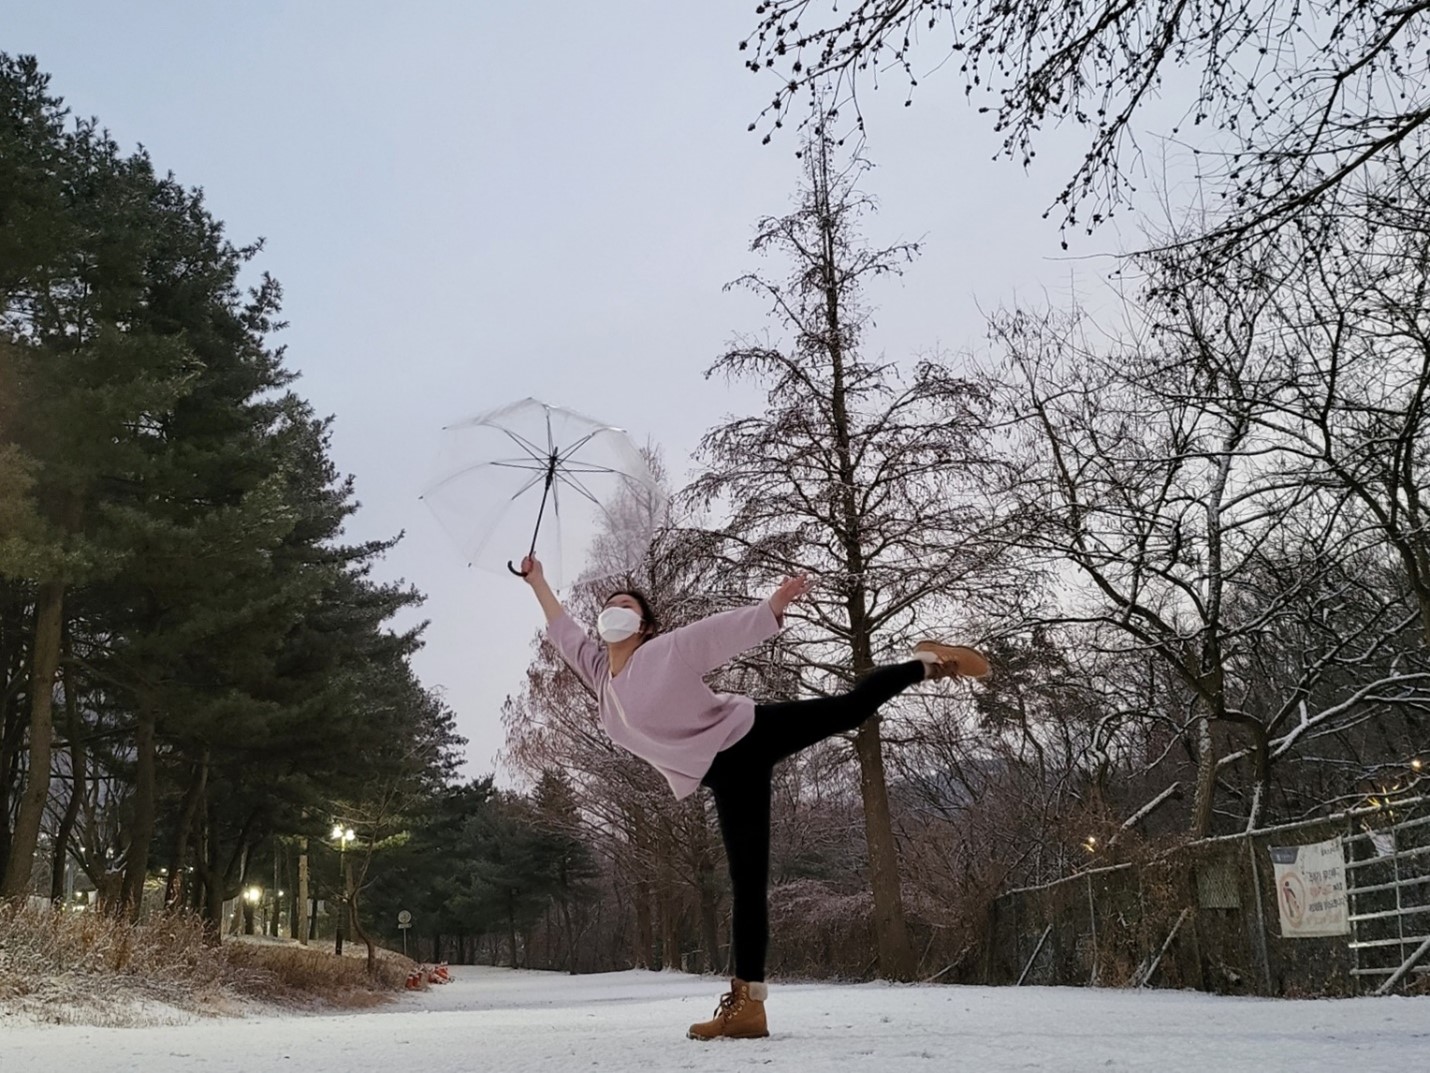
2, 966, 1424, 1072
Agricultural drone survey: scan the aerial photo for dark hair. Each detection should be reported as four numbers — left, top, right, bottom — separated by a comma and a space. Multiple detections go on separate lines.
604, 588, 659, 639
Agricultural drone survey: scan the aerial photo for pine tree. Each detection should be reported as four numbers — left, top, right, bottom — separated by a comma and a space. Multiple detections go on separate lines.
0, 56, 198, 898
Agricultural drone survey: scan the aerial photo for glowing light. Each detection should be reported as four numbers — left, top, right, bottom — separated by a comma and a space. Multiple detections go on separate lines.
244, 886, 262, 904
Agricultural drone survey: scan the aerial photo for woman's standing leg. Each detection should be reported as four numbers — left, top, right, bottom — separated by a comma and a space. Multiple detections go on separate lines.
706, 761, 772, 983
687, 754, 774, 1040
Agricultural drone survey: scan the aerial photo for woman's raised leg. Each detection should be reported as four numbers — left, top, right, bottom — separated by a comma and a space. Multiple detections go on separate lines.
752, 660, 926, 765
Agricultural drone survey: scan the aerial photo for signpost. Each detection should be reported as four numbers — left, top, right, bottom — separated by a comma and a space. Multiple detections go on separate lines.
398, 909, 412, 957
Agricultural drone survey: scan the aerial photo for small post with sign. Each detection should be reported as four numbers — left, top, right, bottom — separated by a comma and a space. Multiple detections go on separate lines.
398, 909, 412, 958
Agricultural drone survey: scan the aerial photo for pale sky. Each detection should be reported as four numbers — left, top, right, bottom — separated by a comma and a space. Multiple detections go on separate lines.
7, 2, 1145, 777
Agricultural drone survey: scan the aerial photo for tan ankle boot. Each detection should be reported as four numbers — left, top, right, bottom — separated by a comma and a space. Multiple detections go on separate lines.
913, 641, 990, 680
687, 978, 769, 1040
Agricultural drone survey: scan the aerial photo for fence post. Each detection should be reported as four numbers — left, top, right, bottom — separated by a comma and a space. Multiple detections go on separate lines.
1086, 874, 1099, 986
1017, 924, 1053, 986
1246, 837, 1273, 993
980, 898, 996, 984
1135, 907, 1190, 988
1392, 825, 1406, 963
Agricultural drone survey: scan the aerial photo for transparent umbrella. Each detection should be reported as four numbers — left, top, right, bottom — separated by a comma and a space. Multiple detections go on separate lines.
419, 398, 666, 588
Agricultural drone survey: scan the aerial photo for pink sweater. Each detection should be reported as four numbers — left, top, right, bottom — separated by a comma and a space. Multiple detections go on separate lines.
546, 601, 782, 799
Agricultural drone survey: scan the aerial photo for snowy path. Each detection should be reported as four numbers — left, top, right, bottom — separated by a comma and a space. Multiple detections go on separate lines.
3, 966, 1425, 1072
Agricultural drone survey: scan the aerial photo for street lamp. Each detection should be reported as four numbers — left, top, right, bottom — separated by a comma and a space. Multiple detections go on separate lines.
331, 825, 355, 955
243, 885, 262, 936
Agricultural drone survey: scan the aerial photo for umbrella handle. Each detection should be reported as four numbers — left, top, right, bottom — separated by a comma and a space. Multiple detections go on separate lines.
509, 462, 555, 580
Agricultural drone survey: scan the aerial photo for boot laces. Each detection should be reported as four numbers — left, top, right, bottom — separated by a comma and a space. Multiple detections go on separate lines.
714, 989, 744, 1019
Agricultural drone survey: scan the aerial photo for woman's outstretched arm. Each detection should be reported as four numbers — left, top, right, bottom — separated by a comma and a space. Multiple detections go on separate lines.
766, 575, 812, 626
521, 555, 605, 689
668, 575, 811, 674
519, 555, 565, 623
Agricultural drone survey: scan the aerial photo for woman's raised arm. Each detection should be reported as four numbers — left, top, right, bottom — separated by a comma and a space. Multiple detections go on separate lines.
519, 554, 566, 624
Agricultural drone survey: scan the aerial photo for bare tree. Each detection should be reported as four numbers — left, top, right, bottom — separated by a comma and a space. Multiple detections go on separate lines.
988, 234, 1430, 835
1207, 208, 1430, 644
689, 121, 1008, 979
740, 1, 1430, 255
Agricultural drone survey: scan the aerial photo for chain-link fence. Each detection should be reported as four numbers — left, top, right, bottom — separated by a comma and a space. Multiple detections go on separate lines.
982, 796, 1429, 996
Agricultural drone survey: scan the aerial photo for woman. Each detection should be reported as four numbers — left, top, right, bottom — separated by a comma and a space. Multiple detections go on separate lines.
519, 554, 988, 1040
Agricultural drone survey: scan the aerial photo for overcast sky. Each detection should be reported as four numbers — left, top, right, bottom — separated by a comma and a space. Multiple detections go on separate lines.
8, 2, 1151, 777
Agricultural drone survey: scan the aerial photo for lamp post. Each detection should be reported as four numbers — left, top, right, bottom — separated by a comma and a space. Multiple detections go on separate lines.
331, 825, 354, 955
243, 885, 261, 935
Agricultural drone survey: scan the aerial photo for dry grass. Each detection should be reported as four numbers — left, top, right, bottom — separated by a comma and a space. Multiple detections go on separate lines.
225, 940, 417, 1006
0, 901, 418, 1026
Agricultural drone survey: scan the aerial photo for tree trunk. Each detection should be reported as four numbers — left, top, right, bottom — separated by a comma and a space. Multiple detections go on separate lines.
507, 895, 520, 969
296, 841, 310, 945
0, 590, 22, 889
120, 695, 158, 918
269, 843, 281, 936
1, 578, 63, 898
1191, 711, 1217, 837
698, 856, 720, 976
204, 874, 225, 940
560, 897, 577, 974
165, 755, 207, 910
195, 802, 229, 945
693, 799, 721, 974
657, 817, 679, 969
854, 722, 918, 979
633, 876, 655, 969
348, 861, 379, 976
50, 645, 84, 903
1245, 722, 1270, 832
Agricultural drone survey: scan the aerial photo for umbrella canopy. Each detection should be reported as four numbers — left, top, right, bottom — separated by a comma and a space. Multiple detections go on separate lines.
420, 398, 666, 588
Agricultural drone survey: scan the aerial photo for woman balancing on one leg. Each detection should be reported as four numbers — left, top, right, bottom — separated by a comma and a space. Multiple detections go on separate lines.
518, 555, 989, 1041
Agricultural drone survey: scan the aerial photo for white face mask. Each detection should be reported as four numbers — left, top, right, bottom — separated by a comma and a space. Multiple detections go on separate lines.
596, 606, 643, 643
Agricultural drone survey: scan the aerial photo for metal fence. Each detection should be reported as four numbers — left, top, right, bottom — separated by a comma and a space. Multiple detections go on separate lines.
983, 795, 1429, 996
1346, 810, 1430, 992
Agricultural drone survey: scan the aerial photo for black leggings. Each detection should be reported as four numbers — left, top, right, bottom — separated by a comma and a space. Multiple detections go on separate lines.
700, 660, 925, 983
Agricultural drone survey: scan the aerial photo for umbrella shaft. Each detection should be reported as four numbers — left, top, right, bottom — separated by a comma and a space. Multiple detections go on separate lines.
526, 458, 558, 558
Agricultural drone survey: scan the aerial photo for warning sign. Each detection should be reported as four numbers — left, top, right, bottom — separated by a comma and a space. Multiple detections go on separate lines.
1268, 839, 1349, 937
